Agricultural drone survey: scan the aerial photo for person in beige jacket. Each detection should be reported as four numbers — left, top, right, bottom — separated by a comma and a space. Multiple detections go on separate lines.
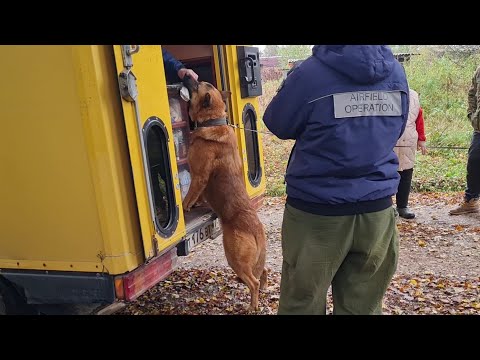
394, 89, 427, 219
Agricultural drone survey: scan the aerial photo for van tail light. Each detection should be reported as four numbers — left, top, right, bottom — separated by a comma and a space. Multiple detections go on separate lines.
115, 247, 178, 302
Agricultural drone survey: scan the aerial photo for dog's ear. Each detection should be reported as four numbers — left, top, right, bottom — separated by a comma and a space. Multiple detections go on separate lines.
221, 90, 231, 101
202, 92, 211, 108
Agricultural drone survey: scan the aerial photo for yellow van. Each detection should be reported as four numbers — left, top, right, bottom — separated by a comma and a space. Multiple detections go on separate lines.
0, 45, 265, 315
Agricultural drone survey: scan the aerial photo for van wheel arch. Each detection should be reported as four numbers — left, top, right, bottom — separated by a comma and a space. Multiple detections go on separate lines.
0, 277, 37, 315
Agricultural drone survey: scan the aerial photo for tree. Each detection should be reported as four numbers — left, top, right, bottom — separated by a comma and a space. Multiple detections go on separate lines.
437, 45, 480, 58
277, 45, 312, 67
390, 45, 411, 53
262, 45, 280, 57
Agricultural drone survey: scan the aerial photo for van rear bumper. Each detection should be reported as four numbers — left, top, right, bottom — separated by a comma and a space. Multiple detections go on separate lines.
1, 269, 115, 304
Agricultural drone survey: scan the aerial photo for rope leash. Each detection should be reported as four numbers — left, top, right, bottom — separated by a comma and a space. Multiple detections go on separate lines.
228, 124, 471, 150
228, 123, 276, 136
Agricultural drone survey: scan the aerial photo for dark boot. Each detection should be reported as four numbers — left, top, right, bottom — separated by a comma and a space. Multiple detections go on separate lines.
397, 207, 415, 219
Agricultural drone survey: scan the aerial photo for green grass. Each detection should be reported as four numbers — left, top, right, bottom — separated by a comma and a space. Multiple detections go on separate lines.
404, 51, 478, 149
262, 135, 294, 197
258, 79, 282, 120
412, 150, 468, 192
258, 51, 478, 196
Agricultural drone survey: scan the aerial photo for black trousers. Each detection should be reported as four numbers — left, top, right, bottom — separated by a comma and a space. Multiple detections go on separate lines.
396, 168, 414, 209
466, 132, 480, 201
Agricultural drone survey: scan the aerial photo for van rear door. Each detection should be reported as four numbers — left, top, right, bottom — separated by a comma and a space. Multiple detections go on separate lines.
113, 45, 186, 260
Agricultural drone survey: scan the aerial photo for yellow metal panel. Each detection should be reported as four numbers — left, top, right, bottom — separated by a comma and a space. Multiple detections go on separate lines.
0, 46, 105, 269
112, 45, 186, 259
224, 45, 266, 198
0, 45, 146, 274
212, 45, 224, 90
71, 46, 144, 274
0, 45, 264, 274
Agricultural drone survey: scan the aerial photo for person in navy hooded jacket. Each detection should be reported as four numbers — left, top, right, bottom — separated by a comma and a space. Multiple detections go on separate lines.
263, 45, 409, 315
162, 48, 198, 84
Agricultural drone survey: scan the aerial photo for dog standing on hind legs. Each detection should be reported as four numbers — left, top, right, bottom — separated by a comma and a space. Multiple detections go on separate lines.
181, 75, 267, 311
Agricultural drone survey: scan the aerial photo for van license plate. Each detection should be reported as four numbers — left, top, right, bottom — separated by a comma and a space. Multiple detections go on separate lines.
186, 219, 220, 251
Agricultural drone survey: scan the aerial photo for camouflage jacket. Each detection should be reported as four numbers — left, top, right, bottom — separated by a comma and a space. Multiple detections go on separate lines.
468, 65, 480, 132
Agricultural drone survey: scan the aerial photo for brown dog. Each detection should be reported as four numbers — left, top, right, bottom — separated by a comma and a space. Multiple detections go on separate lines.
181, 76, 267, 311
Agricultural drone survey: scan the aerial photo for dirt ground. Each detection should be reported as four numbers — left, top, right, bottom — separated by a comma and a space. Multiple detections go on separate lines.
118, 192, 480, 315
179, 193, 480, 277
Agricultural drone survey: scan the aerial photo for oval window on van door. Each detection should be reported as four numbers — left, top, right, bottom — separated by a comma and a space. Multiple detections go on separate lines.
242, 103, 262, 187
143, 117, 178, 238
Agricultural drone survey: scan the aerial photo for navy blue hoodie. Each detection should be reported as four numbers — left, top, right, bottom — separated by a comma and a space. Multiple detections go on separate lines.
263, 45, 409, 216
162, 48, 185, 84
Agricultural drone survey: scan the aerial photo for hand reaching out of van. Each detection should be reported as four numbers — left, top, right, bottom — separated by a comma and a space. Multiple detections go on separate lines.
178, 68, 199, 81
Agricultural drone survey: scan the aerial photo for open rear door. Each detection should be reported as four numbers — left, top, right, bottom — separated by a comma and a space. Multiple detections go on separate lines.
223, 45, 266, 198
112, 45, 186, 261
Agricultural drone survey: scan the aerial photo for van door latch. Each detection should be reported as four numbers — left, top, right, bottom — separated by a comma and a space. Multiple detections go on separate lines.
118, 69, 138, 102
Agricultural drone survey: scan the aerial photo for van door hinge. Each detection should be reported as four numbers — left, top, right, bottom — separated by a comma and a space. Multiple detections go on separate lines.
121, 45, 140, 68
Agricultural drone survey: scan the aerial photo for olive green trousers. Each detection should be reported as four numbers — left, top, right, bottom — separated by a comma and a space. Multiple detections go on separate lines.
278, 204, 398, 315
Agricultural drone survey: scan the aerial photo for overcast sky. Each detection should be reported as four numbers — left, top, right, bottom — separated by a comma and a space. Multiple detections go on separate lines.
255, 45, 314, 52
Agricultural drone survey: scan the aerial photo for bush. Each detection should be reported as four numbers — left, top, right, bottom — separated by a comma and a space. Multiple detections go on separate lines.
404, 51, 480, 148
261, 67, 283, 82
258, 51, 480, 196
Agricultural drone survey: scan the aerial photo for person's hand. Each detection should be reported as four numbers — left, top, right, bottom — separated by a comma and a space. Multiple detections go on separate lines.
178, 68, 198, 81
417, 140, 427, 155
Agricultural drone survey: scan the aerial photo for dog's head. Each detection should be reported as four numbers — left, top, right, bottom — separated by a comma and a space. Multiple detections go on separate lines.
182, 75, 231, 123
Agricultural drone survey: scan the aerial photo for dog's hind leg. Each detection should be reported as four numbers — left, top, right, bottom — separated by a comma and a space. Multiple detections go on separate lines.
254, 251, 267, 290
253, 227, 267, 290
260, 268, 268, 290
234, 276, 245, 284
237, 271, 260, 312
222, 225, 261, 311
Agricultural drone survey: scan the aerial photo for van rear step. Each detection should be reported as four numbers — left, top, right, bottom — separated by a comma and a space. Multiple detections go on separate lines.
177, 206, 220, 256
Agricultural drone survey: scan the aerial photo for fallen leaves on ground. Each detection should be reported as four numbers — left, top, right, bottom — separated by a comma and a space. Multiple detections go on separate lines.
408, 192, 465, 206
117, 268, 480, 315
397, 221, 458, 249
385, 274, 480, 315
119, 192, 480, 315
118, 268, 281, 315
